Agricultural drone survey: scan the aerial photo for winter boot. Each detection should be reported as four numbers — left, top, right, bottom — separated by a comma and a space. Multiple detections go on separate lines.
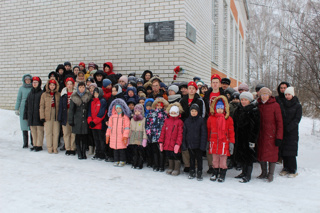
30, 131, 33, 146
218, 169, 227, 182
166, 160, 174, 175
279, 168, 289, 176
35, 146, 43, 152
184, 167, 190, 173
23, 131, 29, 148
240, 166, 253, 183
267, 162, 276, 182
132, 156, 138, 169
159, 151, 165, 172
288, 173, 298, 178
113, 161, 119, 166
60, 144, 66, 151
30, 146, 36, 151
171, 160, 181, 176
257, 162, 268, 179
197, 170, 203, 181
188, 170, 196, 179
210, 168, 219, 181
207, 166, 214, 174
235, 165, 247, 179
88, 146, 94, 155
138, 156, 144, 169
118, 161, 126, 167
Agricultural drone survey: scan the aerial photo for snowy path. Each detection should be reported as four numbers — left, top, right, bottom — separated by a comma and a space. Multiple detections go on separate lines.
0, 109, 319, 213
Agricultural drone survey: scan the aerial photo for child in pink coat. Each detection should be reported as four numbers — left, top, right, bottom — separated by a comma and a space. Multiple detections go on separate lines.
106, 99, 131, 167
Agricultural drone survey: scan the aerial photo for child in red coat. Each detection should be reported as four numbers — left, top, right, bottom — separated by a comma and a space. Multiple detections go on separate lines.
158, 103, 184, 176
207, 95, 235, 182
102, 79, 112, 101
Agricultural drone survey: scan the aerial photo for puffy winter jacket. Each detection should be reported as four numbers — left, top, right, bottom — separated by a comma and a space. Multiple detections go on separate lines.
158, 116, 184, 152
257, 96, 283, 162
16, 74, 32, 131
182, 114, 207, 151
129, 117, 147, 145
87, 90, 108, 130
145, 108, 167, 143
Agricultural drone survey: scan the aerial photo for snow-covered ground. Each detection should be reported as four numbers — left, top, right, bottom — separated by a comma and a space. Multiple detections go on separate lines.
0, 109, 319, 213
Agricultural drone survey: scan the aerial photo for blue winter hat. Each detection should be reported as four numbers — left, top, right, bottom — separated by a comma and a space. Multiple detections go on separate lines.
127, 97, 137, 105
216, 100, 224, 110
103, 79, 112, 88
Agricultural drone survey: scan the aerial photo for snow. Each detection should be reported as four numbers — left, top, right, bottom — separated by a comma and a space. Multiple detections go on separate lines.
0, 109, 319, 213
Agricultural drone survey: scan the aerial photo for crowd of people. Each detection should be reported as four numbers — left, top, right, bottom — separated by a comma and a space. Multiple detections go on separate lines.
15, 61, 302, 183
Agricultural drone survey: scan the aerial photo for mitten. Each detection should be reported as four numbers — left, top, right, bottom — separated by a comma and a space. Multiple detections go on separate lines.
159, 143, 163, 152
106, 135, 110, 144
229, 143, 234, 155
15, 110, 20, 116
275, 139, 282, 147
69, 122, 74, 126
89, 121, 96, 128
40, 119, 45, 123
174, 144, 180, 154
122, 137, 128, 146
249, 142, 255, 151
142, 139, 147, 147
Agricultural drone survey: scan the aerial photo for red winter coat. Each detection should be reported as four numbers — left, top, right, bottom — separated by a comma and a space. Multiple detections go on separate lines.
207, 95, 235, 156
257, 96, 283, 162
158, 116, 184, 153
87, 97, 107, 130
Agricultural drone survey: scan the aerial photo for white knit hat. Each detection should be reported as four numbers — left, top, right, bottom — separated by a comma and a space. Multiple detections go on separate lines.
169, 105, 180, 117
240, 92, 254, 102
285, 87, 295, 97
168, 85, 179, 93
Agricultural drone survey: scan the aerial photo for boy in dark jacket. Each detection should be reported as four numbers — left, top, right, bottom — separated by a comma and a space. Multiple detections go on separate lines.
182, 103, 207, 181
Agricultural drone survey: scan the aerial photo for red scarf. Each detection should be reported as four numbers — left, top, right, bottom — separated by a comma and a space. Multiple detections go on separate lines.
215, 113, 226, 141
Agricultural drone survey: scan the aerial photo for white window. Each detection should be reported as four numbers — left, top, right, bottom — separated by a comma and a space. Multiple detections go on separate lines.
211, 0, 219, 64
223, 1, 228, 71
230, 15, 234, 77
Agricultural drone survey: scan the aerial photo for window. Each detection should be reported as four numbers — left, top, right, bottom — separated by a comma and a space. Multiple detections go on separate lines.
230, 15, 234, 77
212, 0, 219, 64
235, 27, 238, 79
223, 1, 228, 71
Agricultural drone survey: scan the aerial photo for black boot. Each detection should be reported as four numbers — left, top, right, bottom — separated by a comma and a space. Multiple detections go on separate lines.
207, 166, 214, 174
159, 151, 165, 172
138, 156, 144, 169
35, 146, 43, 152
30, 146, 36, 151
132, 155, 138, 169
188, 170, 196, 179
81, 142, 87, 159
23, 131, 28, 148
235, 165, 247, 179
60, 144, 66, 151
240, 165, 253, 183
76, 141, 82, 159
197, 170, 203, 181
30, 131, 33, 146
218, 169, 227, 182
210, 168, 219, 181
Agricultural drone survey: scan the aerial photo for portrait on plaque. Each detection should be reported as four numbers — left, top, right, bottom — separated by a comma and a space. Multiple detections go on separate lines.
144, 21, 174, 42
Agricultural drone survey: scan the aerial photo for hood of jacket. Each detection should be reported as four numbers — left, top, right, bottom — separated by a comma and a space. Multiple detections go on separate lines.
108, 98, 131, 117
151, 97, 169, 110
93, 70, 106, 82
45, 79, 59, 93
210, 95, 230, 119
22, 74, 32, 88
103, 62, 114, 73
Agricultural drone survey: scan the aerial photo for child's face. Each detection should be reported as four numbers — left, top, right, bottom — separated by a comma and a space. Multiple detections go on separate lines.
134, 110, 141, 116
79, 66, 84, 71
86, 81, 92, 87
127, 83, 133, 87
94, 92, 99, 99
156, 103, 163, 109
78, 74, 85, 81
58, 69, 64, 75
112, 87, 118, 96
104, 66, 110, 72
73, 68, 79, 75
96, 75, 103, 81
168, 90, 176, 96
146, 105, 151, 111
116, 107, 122, 114
32, 81, 39, 88
128, 91, 134, 97
89, 67, 94, 72
201, 87, 208, 93
147, 89, 152, 94
241, 98, 250, 107
66, 81, 74, 90
49, 83, 56, 91
170, 111, 178, 116
139, 99, 145, 105
138, 91, 143, 96
65, 65, 71, 71
137, 82, 143, 87
78, 85, 86, 93
119, 80, 126, 87
190, 109, 198, 117
128, 103, 135, 110
106, 84, 112, 89
89, 86, 95, 94
216, 108, 224, 114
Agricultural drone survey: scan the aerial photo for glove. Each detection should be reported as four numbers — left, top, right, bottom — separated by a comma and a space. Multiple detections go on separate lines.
40, 119, 45, 123
122, 137, 128, 146
69, 123, 74, 126
106, 135, 110, 144
174, 144, 180, 154
229, 143, 234, 155
159, 143, 163, 152
249, 142, 255, 151
142, 139, 147, 147
89, 121, 96, 128
15, 110, 20, 116
275, 139, 282, 147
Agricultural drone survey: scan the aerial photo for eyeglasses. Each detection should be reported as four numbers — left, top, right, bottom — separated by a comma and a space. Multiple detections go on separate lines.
261, 94, 269, 97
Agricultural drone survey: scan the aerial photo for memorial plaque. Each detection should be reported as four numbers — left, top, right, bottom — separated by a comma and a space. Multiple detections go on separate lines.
186, 22, 196, 44
144, 21, 174, 42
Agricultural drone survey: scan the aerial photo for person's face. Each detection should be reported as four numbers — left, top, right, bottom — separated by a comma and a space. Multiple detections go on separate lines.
221, 83, 229, 90
128, 103, 135, 110
89, 86, 95, 94
112, 87, 118, 96
239, 89, 244, 94
180, 87, 188, 96
156, 103, 163, 109
280, 84, 288, 94
116, 107, 122, 114
89, 67, 94, 72
170, 111, 178, 116
152, 82, 160, 92
128, 91, 134, 97
79, 66, 84, 71
94, 92, 99, 99
78, 74, 85, 81
96, 75, 103, 82
147, 89, 152, 94
201, 87, 208, 94
50, 74, 56, 80
65, 65, 71, 71
211, 79, 220, 91
139, 99, 145, 105
49, 83, 56, 91
104, 66, 110, 72
135, 110, 141, 116
188, 86, 196, 96
32, 81, 39, 88
146, 105, 151, 111
66, 81, 74, 90
73, 68, 79, 76
127, 83, 133, 87
58, 69, 64, 75
233, 98, 240, 103
86, 81, 92, 87
168, 90, 176, 96
285, 93, 293, 100
137, 82, 143, 87
106, 84, 112, 89
241, 98, 250, 107
190, 109, 198, 117
226, 94, 231, 99
138, 91, 144, 96
261, 94, 270, 102
148, 25, 155, 34
24, 78, 31, 85
216, 108, 224, 114
78, 85, 86, 93
145, 73, 151, 81
119, 80, 126, 87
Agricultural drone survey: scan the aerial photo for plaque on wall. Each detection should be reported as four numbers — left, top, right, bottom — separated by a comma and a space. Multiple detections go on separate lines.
186, 22, 196, 44
144, 21, 174, 42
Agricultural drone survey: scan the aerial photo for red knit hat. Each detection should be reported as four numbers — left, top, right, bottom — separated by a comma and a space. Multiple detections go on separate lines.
211, 74, 221, 82
79, 62, 85, 68
32, 76, 40, 82
65, 77, 75, 86
49, 79, 57, 85
188, 81, 198, 90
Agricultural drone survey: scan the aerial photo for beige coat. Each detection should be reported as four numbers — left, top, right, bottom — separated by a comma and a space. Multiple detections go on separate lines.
129, 118, 147, 145
40, 80, 60, 122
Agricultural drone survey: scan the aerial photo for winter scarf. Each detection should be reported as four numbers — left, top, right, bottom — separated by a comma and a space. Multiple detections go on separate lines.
77, 87, 86, 97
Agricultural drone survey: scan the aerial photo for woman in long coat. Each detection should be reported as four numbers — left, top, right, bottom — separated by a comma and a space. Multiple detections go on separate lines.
280, 87, 302, 178
15, 74, 32, 148
257, 87, 283, 182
